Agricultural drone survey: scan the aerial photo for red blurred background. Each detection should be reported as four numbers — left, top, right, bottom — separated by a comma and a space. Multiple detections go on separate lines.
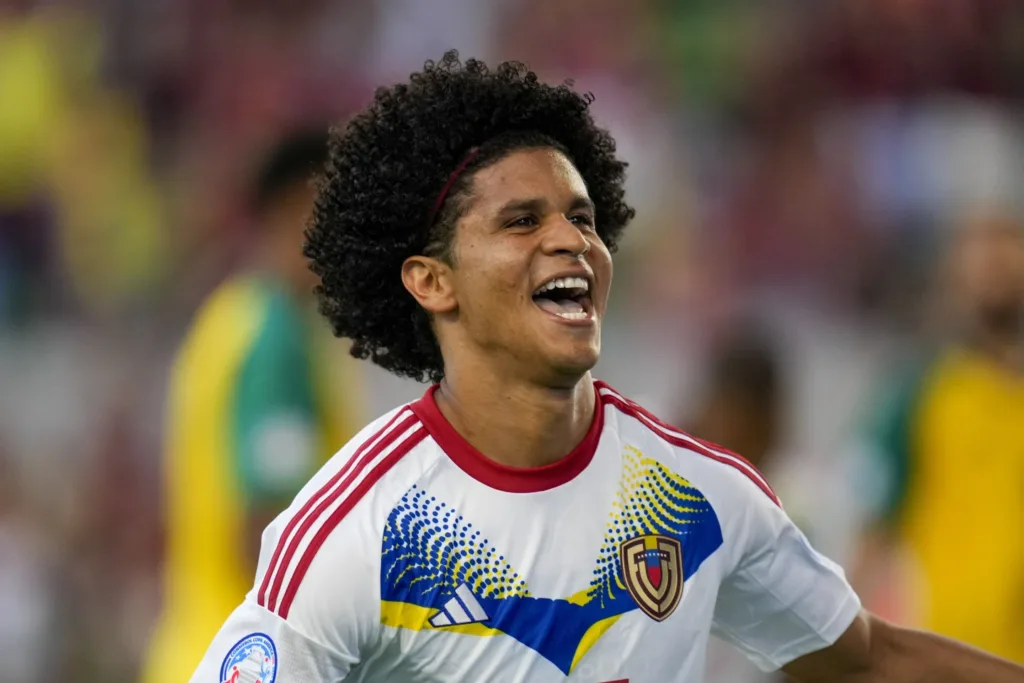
1, 1, 1022, 681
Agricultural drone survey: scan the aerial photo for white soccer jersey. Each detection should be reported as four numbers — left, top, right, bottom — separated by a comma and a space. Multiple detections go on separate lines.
192, 381, 861, 683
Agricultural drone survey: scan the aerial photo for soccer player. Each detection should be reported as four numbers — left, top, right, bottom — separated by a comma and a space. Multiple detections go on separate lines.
685, 328, 782, 474
142, 131, 361, 683
853, 212, 1024, 662
191, 53, 1024, 682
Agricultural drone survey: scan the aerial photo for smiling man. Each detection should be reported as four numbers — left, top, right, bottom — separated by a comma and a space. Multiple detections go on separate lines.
190, 53, 1024, 683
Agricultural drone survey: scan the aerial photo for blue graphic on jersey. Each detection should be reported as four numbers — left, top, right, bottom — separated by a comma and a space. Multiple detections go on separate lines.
380, 448, 724, 675
219, 632, 277, 683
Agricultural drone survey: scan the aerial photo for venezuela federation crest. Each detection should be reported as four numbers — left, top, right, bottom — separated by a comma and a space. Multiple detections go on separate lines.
620, 534, 683, 621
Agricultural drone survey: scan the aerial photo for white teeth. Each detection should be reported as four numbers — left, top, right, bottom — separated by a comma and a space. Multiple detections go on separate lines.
554, 310, 589, 320
535, 276, 589, 294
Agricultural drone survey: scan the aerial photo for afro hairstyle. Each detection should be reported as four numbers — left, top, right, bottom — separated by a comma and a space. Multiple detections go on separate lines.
304, 51, 635, 384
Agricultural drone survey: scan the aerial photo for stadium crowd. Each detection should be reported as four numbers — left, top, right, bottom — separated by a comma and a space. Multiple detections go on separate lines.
1, 0, 1022, 680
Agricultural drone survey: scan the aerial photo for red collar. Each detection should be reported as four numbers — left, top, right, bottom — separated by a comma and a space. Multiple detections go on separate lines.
410, 382, 604, 493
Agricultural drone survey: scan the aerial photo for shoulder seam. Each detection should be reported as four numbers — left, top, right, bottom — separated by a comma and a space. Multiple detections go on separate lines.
259, 596, 351, 662
257, 408, 426, 618
596, 383, 781, 507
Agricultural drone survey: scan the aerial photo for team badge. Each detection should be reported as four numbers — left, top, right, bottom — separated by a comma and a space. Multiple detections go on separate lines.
219, 632, 277, 683
620, 534, 683, 621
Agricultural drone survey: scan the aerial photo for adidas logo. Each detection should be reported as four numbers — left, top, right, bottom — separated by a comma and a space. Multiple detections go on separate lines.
429, 583, 490, 627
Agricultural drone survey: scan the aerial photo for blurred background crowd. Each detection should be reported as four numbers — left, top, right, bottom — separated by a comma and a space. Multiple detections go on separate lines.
1, 0, 1023, 681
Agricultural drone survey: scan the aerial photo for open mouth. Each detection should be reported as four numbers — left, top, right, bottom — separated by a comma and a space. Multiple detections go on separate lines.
531, 276, 594, 322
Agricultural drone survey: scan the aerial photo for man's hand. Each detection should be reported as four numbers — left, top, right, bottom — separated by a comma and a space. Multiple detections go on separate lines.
783, 609, 1024, 683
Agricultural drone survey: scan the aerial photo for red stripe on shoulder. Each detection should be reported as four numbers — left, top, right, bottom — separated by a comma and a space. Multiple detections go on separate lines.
596, 383, 781, 507
265, 413, 422, 614
257, 409, 414, 610
616, 392, 775, 493
277, 425, 428, 619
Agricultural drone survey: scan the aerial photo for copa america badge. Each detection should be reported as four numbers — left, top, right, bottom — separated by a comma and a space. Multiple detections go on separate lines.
219, 632, 277, 683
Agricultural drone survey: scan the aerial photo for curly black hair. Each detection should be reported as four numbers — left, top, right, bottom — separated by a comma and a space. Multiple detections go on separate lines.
304, 51, 635, 383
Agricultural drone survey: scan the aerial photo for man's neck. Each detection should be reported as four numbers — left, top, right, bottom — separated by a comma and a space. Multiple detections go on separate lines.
434, 363, 597, 470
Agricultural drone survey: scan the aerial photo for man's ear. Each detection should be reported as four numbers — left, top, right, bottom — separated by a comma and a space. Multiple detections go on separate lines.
401, 255, 458, 314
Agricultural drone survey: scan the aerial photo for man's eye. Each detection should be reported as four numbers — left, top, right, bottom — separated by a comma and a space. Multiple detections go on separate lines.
508, 215, 538, 227
570, 214, 594, 227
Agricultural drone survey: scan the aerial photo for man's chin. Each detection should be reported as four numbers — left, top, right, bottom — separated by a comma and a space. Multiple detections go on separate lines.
539, 347, 601, 386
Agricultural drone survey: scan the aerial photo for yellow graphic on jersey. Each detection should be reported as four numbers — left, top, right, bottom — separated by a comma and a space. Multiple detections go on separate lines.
379, 448, 723, 675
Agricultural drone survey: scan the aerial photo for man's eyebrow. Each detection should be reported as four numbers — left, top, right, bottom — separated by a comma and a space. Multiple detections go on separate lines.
568, 195, 596, 214
495, 197, 547, 216
495, 195, 595, 215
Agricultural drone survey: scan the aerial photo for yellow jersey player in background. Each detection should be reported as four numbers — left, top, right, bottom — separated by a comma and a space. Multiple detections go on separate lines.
854, 212, 1024, 663
141, 129, 361, 683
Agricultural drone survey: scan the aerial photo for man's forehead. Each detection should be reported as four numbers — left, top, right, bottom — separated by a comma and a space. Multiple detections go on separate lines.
470, 148, 589, 209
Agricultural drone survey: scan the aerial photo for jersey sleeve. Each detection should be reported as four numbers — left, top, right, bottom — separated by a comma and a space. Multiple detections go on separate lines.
231, 292, 322, 503
191, 486, 383, 682
711, 472, 862, 672
188, 599, 353, 682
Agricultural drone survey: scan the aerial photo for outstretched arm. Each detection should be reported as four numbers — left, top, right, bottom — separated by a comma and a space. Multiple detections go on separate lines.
784, 610, 1024, 683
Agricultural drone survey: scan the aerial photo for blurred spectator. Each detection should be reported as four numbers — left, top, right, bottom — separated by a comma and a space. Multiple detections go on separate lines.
0, 2, 170, 321
851, 211, 1024, 663
0, 445, 58, 683
683, 326, 788, 683
684, 326, 782, 471
140, 130, 363, 683
63, 393, 162, 682
0, 1, 1022, 679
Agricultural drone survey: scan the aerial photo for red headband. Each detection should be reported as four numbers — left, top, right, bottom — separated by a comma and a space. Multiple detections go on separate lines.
427, 149, 481, 226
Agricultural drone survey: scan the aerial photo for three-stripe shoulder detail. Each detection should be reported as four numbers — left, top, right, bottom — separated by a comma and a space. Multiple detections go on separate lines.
257, 409, 427, 619
596, 382, 781, 507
